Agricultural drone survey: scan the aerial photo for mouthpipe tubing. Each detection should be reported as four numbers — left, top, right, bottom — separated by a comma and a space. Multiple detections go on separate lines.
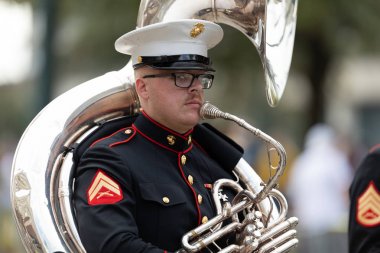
200, 102, 287, 202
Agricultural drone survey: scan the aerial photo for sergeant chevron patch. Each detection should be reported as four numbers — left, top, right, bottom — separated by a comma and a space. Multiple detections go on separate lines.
357, 181, 380, 227
87, 170, 123, 205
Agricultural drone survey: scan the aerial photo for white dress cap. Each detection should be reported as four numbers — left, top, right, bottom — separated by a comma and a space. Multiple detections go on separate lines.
115, 19, 223, 67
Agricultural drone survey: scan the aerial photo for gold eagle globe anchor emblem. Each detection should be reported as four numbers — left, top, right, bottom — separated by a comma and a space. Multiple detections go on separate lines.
190, 23, 205, 38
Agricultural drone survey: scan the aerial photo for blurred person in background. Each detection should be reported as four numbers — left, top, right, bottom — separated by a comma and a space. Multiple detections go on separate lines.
286, 123, 353, 253
349, 144, 380, 253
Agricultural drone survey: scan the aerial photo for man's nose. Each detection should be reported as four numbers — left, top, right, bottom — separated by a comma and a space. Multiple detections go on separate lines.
189, 78, 203, 92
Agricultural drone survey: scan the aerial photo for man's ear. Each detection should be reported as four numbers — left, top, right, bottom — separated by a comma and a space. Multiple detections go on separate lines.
135, 78, 149, 100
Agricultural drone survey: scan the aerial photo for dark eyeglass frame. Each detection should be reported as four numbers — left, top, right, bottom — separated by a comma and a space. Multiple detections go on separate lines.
142, 72, 214, 89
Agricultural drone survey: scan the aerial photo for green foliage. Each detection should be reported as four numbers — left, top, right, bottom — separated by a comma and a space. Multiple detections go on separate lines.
54, 1, 140, 78
296, 0, 380, 53
0, 84, 33, 138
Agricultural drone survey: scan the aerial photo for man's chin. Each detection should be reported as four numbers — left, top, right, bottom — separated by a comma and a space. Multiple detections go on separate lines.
182, 113, 200, 127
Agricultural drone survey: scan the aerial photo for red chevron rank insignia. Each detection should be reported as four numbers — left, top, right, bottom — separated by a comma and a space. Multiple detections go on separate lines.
357, 181, 380, 227
87, 170, 123, 205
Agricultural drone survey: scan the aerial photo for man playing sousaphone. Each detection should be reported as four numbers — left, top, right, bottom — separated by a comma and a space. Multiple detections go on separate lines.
74, 19, 244, 252
73, 15, 301, 251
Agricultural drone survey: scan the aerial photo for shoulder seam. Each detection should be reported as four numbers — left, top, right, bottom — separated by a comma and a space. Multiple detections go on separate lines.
89, 127, 129, 148
109, 129, 136, 148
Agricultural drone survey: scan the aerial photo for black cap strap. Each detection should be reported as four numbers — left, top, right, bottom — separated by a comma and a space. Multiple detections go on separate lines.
133, 54, 210, 69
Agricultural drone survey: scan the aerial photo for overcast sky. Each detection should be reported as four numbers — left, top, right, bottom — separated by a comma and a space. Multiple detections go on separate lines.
0, 1, 32, 85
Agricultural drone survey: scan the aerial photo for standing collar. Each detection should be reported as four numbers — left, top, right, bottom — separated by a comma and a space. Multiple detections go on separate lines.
132, 111, 193, 153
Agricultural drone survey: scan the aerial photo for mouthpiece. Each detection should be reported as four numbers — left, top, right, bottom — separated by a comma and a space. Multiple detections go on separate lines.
200, 102, 224, 120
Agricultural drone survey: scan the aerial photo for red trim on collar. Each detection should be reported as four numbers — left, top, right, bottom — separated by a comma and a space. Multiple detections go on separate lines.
141, 110, 193, 139
132, 124, 181, 153
90, 127, 128, 148
183, 144, 192, 154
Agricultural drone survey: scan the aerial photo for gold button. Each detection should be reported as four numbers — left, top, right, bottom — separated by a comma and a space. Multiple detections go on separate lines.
188, 135, 192, 145
181, 155, 187, 165
188, 175, 194, 185
202, 216, 209, 224
167, 135, 176, 145
125, 129, 132, 134
162, 197, 170, 204
198, 194, 203, 204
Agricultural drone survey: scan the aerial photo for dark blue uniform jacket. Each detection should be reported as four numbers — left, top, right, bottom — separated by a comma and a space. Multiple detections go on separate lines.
349, 145, 380, 253
74, 112, 243, 253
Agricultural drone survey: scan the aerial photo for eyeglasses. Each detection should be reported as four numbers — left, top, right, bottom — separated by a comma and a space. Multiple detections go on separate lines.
142, 72, 214, 89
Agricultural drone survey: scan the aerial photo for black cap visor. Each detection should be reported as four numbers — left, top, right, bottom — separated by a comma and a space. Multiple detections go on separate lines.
133, 54, 215, 72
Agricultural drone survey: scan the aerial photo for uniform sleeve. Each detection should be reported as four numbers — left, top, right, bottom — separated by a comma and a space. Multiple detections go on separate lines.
74, 145, 170, 253
349, 151, 380, 253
